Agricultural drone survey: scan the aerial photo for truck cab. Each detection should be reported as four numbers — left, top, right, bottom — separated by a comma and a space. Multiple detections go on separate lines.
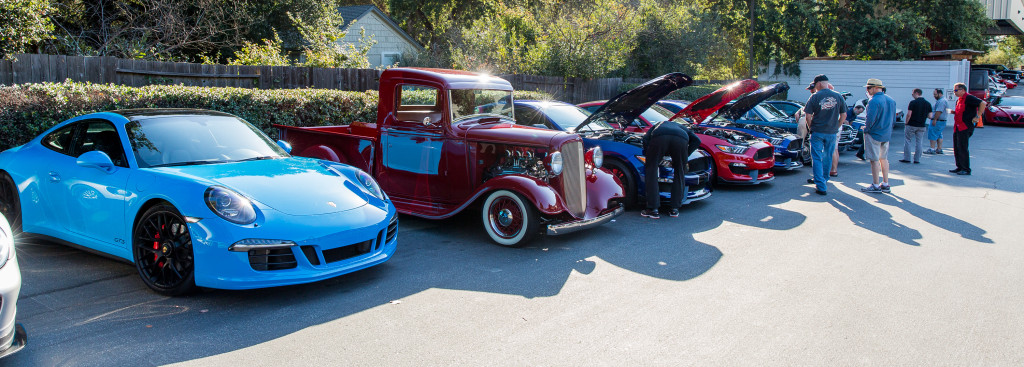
278, 68, 624, 246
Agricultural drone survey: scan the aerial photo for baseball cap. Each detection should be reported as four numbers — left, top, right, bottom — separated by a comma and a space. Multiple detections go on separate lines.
812, 74, 829, 83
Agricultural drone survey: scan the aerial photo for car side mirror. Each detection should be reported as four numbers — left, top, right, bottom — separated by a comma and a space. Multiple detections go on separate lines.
276, 140, 292, 154
77, 151, 116, 173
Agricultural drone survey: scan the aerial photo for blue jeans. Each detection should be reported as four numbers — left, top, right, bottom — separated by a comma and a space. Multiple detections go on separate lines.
810, 132, 838, 192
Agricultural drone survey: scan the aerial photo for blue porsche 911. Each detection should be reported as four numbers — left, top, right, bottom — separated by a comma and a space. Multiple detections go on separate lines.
0, 109, 398, 295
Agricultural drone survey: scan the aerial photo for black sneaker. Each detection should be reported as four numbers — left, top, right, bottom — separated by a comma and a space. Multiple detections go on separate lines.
815, 189, 827, 195
949, 168, 962, 173
957, 170, 971, 175
641, 209, 660, 219
807, 178, 815, 184
899, 159, 911, 163
668, 209, 679, 217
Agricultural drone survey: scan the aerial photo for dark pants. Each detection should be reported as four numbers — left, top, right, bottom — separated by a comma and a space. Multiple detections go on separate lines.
953, 128, 973, 172
645, 134, 688, 209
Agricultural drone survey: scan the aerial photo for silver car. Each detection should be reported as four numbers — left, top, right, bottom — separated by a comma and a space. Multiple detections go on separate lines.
0, 213, 25, 359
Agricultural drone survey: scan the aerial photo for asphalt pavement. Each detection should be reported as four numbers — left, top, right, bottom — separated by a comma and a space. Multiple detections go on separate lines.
5, 105, 1024, 365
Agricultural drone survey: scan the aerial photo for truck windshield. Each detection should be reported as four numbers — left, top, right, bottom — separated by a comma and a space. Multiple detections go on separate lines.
450, 89, 515, 122
127, 115, 287, 168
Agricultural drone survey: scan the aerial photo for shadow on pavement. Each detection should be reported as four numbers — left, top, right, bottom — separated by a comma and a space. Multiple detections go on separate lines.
6, 189, 806, 366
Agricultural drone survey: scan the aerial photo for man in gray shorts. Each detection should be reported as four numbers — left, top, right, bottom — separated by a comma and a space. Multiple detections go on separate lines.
861, 78, 896, 193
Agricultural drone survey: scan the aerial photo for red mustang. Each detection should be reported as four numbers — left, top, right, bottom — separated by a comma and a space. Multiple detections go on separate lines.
578, 81, 777, 185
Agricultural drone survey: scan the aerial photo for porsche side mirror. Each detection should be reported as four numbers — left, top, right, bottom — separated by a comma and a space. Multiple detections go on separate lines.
77, 151, 116, 173
276, 140, 293, 154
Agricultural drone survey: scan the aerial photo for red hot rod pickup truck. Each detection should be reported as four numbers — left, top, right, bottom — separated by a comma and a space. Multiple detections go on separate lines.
276, 68, 625, 247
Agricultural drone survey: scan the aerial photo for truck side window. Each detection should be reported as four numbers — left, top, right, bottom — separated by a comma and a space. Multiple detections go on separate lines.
396, 85, 443, 126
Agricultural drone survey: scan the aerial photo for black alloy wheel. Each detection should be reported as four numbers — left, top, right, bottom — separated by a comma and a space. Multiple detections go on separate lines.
133, 204, 196, 296
0, 172, 22, 234
604, 160, 636, 208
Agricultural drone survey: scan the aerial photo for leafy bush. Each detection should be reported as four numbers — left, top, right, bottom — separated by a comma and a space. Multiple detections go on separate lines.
0, 81, 552, 150
617, 83, 726, 102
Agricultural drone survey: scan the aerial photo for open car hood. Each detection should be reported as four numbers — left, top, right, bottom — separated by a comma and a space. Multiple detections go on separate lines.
670, 79, 760, 122
575, 73, 693, 132
716, 83, 790, 121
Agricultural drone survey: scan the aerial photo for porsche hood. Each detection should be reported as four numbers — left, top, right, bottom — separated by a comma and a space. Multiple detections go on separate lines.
575, 73, 694, 132
671, 79, 761, 122
717, 83, 790, 121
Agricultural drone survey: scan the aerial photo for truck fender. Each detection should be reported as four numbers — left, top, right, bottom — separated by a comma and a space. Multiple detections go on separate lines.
298, 145, 340, 162
476, 175, 563, 216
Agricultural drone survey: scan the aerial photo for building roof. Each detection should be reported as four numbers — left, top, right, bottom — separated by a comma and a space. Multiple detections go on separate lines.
337, 5, 424, 51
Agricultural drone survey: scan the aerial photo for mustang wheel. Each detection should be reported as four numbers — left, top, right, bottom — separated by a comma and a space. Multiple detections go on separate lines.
604, 160, 636, 208
482, 190, 539, 247
133, 204, 196, 296
0, 172, 21, 234
800, 139, 812, 165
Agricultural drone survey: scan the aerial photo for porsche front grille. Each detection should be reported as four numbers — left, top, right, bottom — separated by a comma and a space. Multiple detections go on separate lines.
249, 248, 297, 271
386, 215, 398, 243
560, 140, 586, 218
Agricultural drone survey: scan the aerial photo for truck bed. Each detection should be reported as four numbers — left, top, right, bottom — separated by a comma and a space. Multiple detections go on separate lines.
275, 122, 379, 173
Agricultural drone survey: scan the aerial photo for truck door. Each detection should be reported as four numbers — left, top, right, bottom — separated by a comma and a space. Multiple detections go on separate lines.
381, 84, 451, 205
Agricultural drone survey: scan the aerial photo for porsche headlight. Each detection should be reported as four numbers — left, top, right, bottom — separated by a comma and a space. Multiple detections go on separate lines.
0, 216, 11, 269
716, 144, 749, 154
205, 186, 257, 225
546, 152, 563, 176
356, 170, 386, 201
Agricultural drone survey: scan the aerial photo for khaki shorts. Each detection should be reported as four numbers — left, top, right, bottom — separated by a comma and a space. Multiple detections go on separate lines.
864, 134, 889, 161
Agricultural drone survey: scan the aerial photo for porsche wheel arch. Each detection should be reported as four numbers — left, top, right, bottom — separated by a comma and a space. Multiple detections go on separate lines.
132, 198, 176, 236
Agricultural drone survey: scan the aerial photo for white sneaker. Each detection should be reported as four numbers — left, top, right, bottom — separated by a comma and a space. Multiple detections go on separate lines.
924, 148, 935, 154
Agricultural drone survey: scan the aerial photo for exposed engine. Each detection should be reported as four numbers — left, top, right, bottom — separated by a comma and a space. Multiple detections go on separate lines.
693, 126, 760, 146
485, 145, 550, 181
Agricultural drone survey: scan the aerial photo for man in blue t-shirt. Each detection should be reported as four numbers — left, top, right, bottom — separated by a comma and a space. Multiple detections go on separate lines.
861, 78, 896, 193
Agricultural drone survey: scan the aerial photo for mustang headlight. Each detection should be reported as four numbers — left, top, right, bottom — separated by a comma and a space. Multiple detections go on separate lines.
0, 216, 11, 269
205, 186, 257, 225
546, 152, 563, 176
716, 144, 749, 154
356, 170, 386, 201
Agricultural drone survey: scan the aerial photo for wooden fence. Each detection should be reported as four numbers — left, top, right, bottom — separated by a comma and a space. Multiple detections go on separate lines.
0, 54, 382, 91
0, 54, 734, 103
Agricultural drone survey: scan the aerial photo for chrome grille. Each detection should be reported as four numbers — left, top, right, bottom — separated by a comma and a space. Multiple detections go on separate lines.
560, 140, 586, 217
770, 137, 784, 146
839, 125, 857, 143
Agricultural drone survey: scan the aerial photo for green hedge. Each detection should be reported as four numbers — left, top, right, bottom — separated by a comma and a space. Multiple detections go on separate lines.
0, 81, 553, 151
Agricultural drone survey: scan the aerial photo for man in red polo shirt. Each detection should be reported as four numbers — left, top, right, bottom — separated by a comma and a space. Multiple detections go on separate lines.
950, 83, 986, 175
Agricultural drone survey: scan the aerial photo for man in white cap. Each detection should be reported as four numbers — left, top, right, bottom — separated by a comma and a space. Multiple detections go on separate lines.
861, 78, 896, 193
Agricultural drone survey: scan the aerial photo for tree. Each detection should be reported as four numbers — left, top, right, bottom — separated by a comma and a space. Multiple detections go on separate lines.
625, 0, 734, 78
0, 0, 54, 59
977, 36, 1024, 68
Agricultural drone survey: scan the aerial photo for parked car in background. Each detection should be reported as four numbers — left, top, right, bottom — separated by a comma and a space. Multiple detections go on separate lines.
0, 109, 399, 295
685, 83, 809, 169
514, 73, 714, 207
654, 100, 691, 114
0, 213, 26, 359
281, 68, 623, 246
984, 96, 1024, 126
583, 80, 778, 185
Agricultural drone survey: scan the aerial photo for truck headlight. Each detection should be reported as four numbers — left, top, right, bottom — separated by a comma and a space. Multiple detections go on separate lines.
205, 186, 257, 225
546, 152, 563, 175
585, 146, 603, 168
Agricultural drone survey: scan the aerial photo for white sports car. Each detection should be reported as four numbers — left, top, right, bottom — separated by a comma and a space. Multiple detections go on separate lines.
0, 213, 25, 359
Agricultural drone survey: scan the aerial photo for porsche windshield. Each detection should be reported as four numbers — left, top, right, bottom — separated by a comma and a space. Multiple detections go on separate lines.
451, 89, 515, 122
127, 115, 288, 168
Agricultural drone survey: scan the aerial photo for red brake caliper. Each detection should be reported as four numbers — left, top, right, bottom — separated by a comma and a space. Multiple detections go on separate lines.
154, 225, 164, 266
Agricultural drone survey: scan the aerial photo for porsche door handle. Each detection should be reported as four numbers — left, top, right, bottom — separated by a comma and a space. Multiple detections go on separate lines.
48, 171, 61, 183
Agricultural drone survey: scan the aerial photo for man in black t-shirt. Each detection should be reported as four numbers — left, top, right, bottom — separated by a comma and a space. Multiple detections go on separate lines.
900, 88, 932, 163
